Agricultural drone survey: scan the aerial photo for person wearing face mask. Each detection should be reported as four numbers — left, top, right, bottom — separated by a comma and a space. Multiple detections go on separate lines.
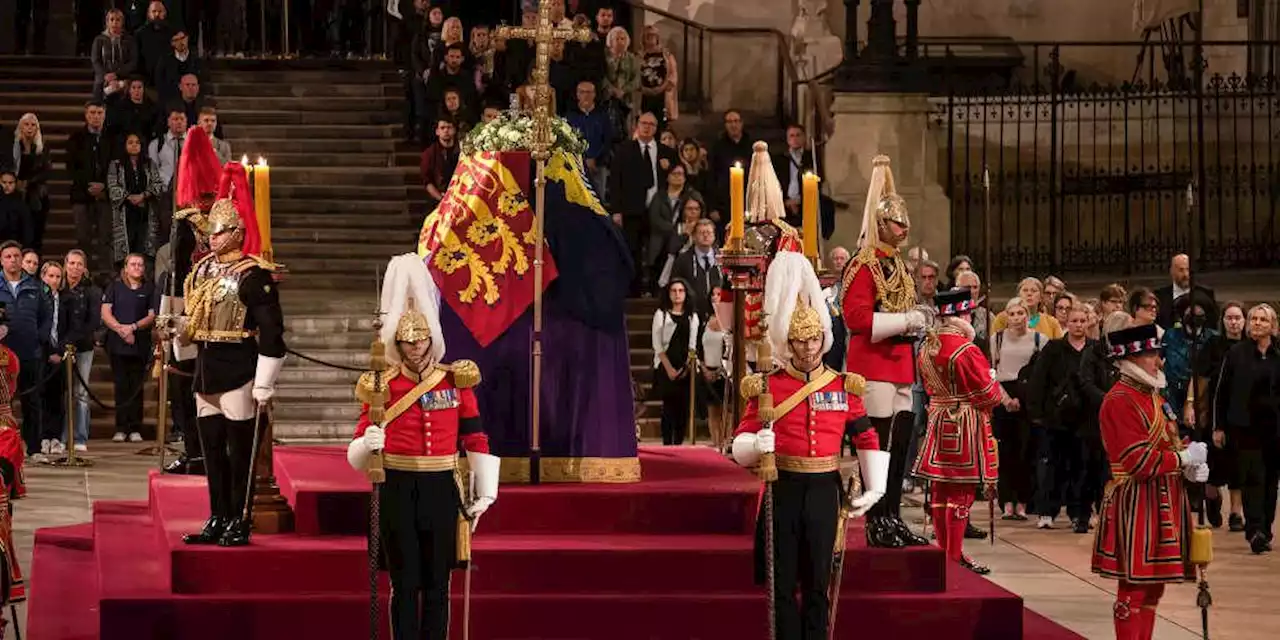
1212, 304, 1280, 554
173, 162, 285, 548
1163, 292, 1218, 436
913, 288, 1015, 574
840, 155, 933, 548
1094, 322, 1207, 640
732, 253, 887, 640
347, 254, 498, 640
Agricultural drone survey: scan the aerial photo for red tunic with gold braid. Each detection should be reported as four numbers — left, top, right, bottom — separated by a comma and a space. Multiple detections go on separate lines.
0, 346, 23, 499
353, 361, 490, 470
734, 364, 880, 467
1091, 377, 1195, 584
840, 247, 915, 386
911, 330, 1001, 484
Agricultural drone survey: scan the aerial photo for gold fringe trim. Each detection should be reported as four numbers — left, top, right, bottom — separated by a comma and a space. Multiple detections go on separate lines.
458, 456, 642, 484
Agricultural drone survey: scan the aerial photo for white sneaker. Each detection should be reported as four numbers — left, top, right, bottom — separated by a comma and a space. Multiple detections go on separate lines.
74, 443, 88, 453
112, 432, 126, 443
40, 439, 51, 454
1037, 516, 1054, 530
129, 432, 144, 443
30, 453, 47, 464
50, 440, 66, 455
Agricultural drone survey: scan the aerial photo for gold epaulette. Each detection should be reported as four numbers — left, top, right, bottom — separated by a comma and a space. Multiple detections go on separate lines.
740, 373, 765, 400
843, 372, 867, 396
440, 359, 481, 389
244, 253, 280, 272
354, 368, 398, 404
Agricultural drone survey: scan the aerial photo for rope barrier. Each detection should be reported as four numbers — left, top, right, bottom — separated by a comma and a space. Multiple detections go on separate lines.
69, 354, 157, 411
285, 348, 368, 373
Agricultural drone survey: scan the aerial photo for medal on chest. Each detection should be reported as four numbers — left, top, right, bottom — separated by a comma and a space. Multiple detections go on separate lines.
810, 391, 848, 412
418, 388, 460, 412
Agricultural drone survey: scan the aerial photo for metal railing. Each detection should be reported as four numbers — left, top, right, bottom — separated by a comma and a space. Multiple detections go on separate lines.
931, 39, 1280, 277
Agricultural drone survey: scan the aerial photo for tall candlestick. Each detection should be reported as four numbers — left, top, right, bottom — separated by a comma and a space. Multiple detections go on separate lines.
254, 157, 272, 262
728, 162, 745, 242
802, 172, 820, 259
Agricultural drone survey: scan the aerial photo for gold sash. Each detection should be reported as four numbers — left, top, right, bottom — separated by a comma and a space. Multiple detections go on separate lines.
383, 368, 449, 425
771, 370, 839, 418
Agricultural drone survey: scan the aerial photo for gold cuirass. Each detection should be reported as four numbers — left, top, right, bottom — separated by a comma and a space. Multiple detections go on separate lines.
182, 255, 260, 343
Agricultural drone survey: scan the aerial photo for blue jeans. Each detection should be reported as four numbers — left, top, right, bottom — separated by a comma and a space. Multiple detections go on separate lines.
72, 349, 93, 445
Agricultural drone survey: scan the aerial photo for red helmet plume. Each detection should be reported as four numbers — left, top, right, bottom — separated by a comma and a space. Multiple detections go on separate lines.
175, 126, 222, 211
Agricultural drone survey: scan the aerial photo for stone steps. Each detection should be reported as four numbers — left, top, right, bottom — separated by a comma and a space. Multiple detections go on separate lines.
208, 82, 393, 98
0, 104, 401, 126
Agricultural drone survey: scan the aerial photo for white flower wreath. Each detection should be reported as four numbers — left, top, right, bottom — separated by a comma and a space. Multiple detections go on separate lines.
461, 110, 589, 156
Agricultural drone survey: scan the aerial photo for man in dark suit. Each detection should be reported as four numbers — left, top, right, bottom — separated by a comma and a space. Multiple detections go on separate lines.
1154, 253, 1217, 329
669, 220, 723, 320
772, 123, 815, 229
608, 111, 678, 295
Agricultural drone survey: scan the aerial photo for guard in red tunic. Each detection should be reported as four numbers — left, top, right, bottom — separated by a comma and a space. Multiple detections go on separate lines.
733, 253, 890, 640
841, 155, 931, 548
1092, 323, 1207, 640
0, 344, 25, 499
347, 254, 500, 640
912, 288, 1012, 574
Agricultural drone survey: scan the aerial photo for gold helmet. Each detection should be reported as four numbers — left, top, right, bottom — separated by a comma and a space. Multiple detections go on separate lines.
394, 307, 432, 343
858, 155, 911, 251
207, 197, 242, 235
786, 295, 824, 343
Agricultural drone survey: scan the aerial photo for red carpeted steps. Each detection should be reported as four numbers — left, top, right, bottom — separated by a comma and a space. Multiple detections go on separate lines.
29, 447, 1084, 639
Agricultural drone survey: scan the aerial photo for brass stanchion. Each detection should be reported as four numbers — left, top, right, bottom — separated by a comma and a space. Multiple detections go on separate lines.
685, 349, 697, 446
137, 337, 179, 463
49, 345, 92, 468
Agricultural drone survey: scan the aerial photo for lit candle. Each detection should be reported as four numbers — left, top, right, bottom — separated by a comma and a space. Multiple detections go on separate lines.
802, 172, 820, 259
254, 157, 272, 262
728, 162, 745, 241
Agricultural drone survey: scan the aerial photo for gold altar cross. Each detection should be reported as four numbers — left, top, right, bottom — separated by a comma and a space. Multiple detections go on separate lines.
496, 0, 591, 160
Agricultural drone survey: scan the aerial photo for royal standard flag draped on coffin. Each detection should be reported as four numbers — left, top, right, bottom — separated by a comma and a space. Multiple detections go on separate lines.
417, 151, 560, 347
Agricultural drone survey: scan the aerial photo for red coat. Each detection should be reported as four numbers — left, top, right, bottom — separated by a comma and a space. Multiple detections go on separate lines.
841, 248, 915, 385
912, 330, 1001, 484
0, 346, 23, 499
354, 361, 490, 466
735, 364, 880, 459
1092, 378, 1195, 584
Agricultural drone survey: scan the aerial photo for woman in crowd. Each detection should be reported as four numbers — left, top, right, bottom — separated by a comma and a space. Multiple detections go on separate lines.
1164, 293, 1218, 434
638, 25, 678, 131
699, 285, 729, 452
679, 138, 709, 197
1203, 301, 1247, 529
650, 278, 699, 446
107, 133, 163, 269
38, 260, 68, 456
991, 298, 1044, 521
1127, 287, 1163, 335
1212, 304, 1280, 554
991, 277, 1063, 339
101, 253, 156, 444
943, 254, 973, 290
12, 113, 50, 252
604, 27, 639, 144
646, 165, 701, 288
1082, 299, 1101, 339
0, 171, 29, 247
659, 130, 678, 150
1043, 276, 1066, 310
90, 9, 137, 101
1052, 292, 1076, 328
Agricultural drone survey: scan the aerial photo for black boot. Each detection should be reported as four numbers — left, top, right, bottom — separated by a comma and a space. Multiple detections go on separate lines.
217, 518, 252, 547
1205, 497, 1223, 528
183, 516, 228, 545
965, 523, 990, 539
164, 455, 205, 475
865, 516, 906, 548
891, 516, 930, 546
1229, 513, 1245, 532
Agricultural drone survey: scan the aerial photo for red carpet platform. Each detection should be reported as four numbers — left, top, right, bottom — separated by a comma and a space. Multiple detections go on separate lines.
28, 446, 1084, 640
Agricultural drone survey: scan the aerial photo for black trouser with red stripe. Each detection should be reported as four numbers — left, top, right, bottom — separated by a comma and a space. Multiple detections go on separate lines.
755, 470, 840, 640
380, 469, 462, 640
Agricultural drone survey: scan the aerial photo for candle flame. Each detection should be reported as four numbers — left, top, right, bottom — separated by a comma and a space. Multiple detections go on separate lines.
734, 162, 742, 169
804, 171, 817, 178
240, 155, 249, 166
257, 156, 268, 168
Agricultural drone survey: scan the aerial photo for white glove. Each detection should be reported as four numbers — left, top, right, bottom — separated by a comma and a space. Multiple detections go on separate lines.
467, 496, 494, 524
362, 425, 385, 451
1178, 442, 1208, 467
346, 425, 385, 471
905, 309, 928, 333
1183, 463, 1209, 483
754, 428, 776, 454
252, 355, 285, 404
847, 449, 890, 518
